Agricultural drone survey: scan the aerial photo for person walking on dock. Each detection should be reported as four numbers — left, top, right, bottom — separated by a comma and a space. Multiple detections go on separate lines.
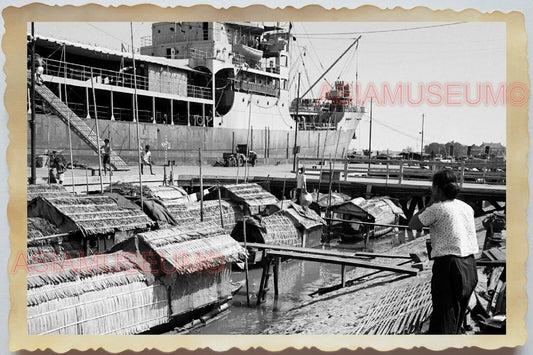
409, 169, 479, 334
295, 166, 307, 204
141, 144, 155, 175
100, 139, 111, 175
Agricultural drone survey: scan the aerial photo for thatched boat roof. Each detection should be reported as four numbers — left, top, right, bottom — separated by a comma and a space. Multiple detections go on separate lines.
282, 203, 326, 230
222, 183, 278, 207
106, 182, 188, 201
27, 195, 155, 236
27, 252, 142, 296
232, 213, 301, 247
166, 200, 243, 233
27, 251, 169, 335
27, 183, 71, 202
134, 222, 246, 274
332, 197, 405, 223
311, 191, 352, 208
27, 217, 60, 243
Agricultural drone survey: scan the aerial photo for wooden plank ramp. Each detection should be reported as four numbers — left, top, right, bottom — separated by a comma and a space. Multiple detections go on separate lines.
242, 242, 418, 305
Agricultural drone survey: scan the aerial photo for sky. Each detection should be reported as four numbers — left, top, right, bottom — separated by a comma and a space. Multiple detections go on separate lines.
30, 21, 506, 151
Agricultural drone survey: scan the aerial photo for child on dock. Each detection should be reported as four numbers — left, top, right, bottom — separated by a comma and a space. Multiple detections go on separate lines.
141, 144, 155, 175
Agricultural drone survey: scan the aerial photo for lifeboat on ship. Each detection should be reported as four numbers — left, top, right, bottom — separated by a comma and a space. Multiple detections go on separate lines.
233, 43, 263, 62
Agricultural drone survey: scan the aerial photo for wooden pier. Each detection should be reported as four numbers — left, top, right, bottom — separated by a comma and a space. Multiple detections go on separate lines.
241, 243, 419, 305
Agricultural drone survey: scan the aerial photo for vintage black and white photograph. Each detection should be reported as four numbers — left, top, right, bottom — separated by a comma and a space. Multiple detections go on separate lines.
24, 19, 507, 337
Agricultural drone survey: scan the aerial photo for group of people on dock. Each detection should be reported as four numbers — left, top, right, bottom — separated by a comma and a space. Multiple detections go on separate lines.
99, 139, 154, 176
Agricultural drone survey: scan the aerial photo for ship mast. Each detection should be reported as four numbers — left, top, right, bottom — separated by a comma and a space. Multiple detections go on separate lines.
299, 35, 361, 100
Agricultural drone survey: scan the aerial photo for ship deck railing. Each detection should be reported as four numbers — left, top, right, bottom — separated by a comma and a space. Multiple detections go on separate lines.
36, 99, 213, 126
235, 80, 279, 97
41, 58, 212, 100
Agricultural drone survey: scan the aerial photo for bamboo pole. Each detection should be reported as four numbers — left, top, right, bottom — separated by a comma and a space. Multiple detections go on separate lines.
199, 148, 204, 222
217, 185, 224, 229
62, 46, 75, 193
243, 215, 250, 307
245, 93, 253, 182
85, 167, 89, 193
130, 23, 144, 211
90, 67, 103, 193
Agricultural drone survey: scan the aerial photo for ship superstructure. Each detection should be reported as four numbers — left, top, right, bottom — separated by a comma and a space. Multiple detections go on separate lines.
28, 22, 363, 165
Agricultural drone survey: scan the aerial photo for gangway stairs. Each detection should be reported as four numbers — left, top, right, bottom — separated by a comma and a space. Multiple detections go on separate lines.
31, 80, 130, 171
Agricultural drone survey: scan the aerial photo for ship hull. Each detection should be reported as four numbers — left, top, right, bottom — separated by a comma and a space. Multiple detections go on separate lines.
28, 113, 356, 165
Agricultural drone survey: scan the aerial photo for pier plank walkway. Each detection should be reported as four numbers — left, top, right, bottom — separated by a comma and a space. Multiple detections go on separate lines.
244, 242, 418, 305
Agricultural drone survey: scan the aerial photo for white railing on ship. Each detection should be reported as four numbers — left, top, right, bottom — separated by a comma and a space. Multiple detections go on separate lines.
41, 58, 212, 100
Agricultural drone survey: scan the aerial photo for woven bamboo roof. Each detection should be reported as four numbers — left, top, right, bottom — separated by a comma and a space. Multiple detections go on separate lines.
259, 213, 301, 246
27, 217, 60, 243
282, 204, 326, 230
166, 200, 243, 233
27, 184, 71, 202
27, 251, 169, 335
136, 222, 246, 274
28, 195, 155, 236
312, 191, 352, 208
105, 182, 188, 201
222, 183, 278, 207
27, 252, 143, 302
333, 197, 405, 223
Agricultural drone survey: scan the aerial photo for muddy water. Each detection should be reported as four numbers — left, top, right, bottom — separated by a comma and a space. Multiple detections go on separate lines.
190, 232, 410, 334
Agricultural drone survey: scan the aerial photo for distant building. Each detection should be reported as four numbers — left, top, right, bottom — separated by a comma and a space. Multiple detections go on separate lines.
470, 142, 506, 159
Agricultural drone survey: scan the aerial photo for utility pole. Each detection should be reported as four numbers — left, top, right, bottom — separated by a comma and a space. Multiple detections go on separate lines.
30, 22, 36, 184
420, 113, 425, 161
367, 97, 373, 172
292, 72, 301, 172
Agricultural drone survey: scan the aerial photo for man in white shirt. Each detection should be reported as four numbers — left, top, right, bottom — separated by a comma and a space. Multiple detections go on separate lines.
409, 169, 479, 334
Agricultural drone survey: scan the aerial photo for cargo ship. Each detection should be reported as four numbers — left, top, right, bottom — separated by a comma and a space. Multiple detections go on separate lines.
28, 22, 364, 168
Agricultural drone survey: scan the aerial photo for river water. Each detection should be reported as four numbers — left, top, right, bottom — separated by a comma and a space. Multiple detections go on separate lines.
190, 234, 408, 334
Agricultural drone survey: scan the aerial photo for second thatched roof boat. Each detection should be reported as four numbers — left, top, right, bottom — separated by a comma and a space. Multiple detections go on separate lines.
27, 183, 71, 202
165, 199, 244, 234
112, 222, 246, 319
330, 197, 405, 242
27, 252, 169, 335
27, 194, 155, 254
231, 213, 301, 247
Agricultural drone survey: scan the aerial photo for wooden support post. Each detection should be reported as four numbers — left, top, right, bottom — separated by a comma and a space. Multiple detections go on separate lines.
131, 94, 136, 122
152, 96, 156, 124
317, 132, 320, 158
364, 224, 371, 250
365, 184, 372, 199
85, 86, 90, 118
460, 160, 465, 187
85, 167, 89, 193
344, 156, 348, 181
257, 254, 272, 305
170, 98, 174, 125
187, 101, 190, 126
273, 257, 280, 297
386, 162, 390, 182
399, 161, 404, 184
202, 103, 205, 127
110, 88, 115, 120
341, 265, 346, 287
286, 132, 290, 159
